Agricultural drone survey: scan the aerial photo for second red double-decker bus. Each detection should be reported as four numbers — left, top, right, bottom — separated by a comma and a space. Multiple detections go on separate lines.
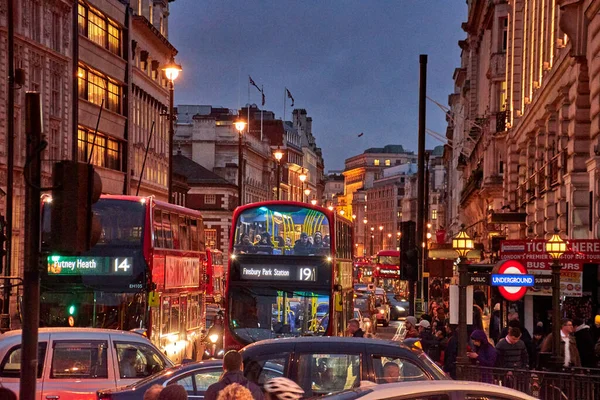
374, 250, 402, 292
224, 201, 354, 349
41, 195, 208, 364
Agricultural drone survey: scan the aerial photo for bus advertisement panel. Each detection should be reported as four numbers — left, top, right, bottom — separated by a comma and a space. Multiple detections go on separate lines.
225, 201, 354, 349
41, 195, 208, 364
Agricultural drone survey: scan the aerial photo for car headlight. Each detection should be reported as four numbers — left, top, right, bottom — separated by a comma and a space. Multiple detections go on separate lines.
209, 334, 220, 343
396, 306, 405, 312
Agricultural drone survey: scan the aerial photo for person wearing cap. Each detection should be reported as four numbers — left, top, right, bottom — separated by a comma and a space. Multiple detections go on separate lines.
417, 319, 438, 360
403, 316, 419, 339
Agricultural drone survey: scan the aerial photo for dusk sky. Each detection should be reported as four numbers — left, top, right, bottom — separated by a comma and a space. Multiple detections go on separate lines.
169, 1, 467, 171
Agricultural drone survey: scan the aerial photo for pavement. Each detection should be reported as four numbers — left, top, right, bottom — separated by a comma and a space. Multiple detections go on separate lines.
376, 319, 404, 340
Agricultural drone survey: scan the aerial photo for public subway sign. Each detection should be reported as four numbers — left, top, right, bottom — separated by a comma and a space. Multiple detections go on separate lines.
494, 260, 530, 301
498, 239, 597, 297
491, 274, 534, 287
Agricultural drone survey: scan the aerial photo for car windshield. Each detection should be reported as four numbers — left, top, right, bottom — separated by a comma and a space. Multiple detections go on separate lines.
233, 205, 331, 256
354, 298, 369, 312
229, 286, 330, 343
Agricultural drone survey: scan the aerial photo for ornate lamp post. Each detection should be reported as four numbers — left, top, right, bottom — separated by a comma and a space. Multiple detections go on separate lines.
162, 57, 182, 203
370, 226, 375, 256
545, 228, 567, 368
387, 233, 392, 250
363, 218, 368, 256
273, 146, 284, 200
299, 170, 307, 202
304, 188, 311, 203
378, 225, 384, 252
452, 224, 474, 378
234, 120, 247, 206
310, 199, 317, 206
397, 231, 401, 251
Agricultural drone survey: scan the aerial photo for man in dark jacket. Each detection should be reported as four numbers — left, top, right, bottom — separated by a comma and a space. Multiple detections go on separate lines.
347, 319, 365, 337
500, 315, 534, 366
204, 350, 264, 400
443, 321, 458, 379
495, 327, 529, 369
573, 318, 596, 368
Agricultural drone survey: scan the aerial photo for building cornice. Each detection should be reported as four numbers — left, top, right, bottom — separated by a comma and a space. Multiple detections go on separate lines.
132, 15, 177, 55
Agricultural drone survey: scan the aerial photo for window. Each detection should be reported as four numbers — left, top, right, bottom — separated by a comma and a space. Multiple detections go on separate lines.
190, 219, 199, 250
374, 159, 380, 166
79, 66, 121, 113
501, 17, 508, 52
30, 64, 41, 92
205, 194, 216, 205
51, 341, 108, 379
153, 209, 164, 247
49, 125, 60, 161
193, 369, 222, 391
205, 228, 216, 248
431, 209, 437, 220
78, 1, 122, 57
30, 1, 40, 41
149, 4, 153, 24
0, 343, 47, 378
179, 217, 190, 250
244, 353, 288, 385
114, 342, 167, 379
187, 294, 203, 329
77, 127, 121, 170
385, 159, 391, 166
50, 72, 61, 117
297, 353, 361, 396
372, 356, 427, 384
51, 12, 61, 52
162, 213, 174, 249
137, 0, 143, 15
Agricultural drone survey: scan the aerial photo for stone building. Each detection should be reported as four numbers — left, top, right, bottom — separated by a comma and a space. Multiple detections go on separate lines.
0, 0, 74, 288
293, 109, 325, 203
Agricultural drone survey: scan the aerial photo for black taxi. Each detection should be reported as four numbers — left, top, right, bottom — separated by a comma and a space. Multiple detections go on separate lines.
239, 336, 448, 397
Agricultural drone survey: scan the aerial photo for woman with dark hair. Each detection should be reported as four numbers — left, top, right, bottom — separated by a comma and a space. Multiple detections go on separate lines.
468, 330, 497, 383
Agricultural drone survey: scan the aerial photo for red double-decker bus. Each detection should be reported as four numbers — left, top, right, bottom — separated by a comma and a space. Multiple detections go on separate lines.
206, 248, 225, 323
224, 201, 354, 349
374, 250, 402, 292
353, 256, 374, 284
41, 195, 208, 364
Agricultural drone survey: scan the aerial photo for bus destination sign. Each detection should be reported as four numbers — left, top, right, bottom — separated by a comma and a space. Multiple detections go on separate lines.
241, 265, 316, 282
47, 256, 134, 276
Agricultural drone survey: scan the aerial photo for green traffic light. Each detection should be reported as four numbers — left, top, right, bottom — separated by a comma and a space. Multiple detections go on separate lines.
68, 305, 75, 315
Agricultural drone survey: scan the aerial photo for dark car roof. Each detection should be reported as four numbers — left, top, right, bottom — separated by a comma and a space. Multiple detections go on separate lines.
241, 336, 417, 351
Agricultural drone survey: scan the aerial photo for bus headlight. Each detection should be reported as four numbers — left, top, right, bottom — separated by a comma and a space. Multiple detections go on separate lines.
209, 334, 220, 344
379, 309, 385, 314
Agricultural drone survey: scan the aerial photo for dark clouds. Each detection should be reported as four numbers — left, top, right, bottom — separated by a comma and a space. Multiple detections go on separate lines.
169, 1, 466, 170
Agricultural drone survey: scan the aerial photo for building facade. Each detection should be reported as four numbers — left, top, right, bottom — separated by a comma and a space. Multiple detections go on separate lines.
0, 0, 75, 285
445, 0, 600, 331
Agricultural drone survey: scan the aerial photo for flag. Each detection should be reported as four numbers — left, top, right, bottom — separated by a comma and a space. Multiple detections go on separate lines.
249, 75, 261, 92
262, 92, 265, 106
358, 132, 364, 137
286, 88, 294, 107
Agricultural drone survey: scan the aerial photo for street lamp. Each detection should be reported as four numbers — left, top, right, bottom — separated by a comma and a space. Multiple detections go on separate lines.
310, 199, 317, 206
452, 224, 474, 379
234, 119, 247, 206
163, 56, 182, 203
304, 188, 311, 203
379, 225, 384, 252
397, 231, 401, 250
299, 170, 307, 202
327, 205, 334, 211
370, 226, 375, 256
545, 228, 567, 368
273, 146, 284, 200
339, 210, 345, 216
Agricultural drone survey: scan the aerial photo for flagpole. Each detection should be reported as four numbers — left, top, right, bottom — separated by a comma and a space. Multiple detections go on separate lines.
247, 78, 250, 135
261, 85, 264, 141
283, 88, 286, 125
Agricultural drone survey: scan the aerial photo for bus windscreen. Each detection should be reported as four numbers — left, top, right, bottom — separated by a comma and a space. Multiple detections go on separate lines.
233, 205, 331, 256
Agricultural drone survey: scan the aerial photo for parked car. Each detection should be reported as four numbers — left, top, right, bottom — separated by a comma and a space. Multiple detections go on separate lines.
0, 328, 173, 400
239, 336, 448, 397
374, 288, 391, 327
387, 293, 409, 320
97, 360, 224, 400
318, 380, 538, 400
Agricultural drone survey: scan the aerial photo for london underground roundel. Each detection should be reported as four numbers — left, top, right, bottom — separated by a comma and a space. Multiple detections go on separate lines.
495, 260, 529, 301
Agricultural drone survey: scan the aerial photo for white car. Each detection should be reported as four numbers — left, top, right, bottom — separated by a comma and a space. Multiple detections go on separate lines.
0, 328, 173, 400
374, 288, 391, 327
353, 307, 373, 333
319, 380, 538, 400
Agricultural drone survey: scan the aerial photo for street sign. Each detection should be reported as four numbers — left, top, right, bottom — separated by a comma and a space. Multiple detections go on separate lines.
534, 275, 553, 286
494, 260, 530, 301
468, 273, 490, 285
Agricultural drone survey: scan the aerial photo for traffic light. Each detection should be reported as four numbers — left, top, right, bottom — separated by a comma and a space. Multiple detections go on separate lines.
51, 161, 102, 253
68, 304, 76, 316
400, 221, 418, 281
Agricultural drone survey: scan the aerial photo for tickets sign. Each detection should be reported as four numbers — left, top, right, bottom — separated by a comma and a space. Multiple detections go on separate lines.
498, 240, 599, 297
